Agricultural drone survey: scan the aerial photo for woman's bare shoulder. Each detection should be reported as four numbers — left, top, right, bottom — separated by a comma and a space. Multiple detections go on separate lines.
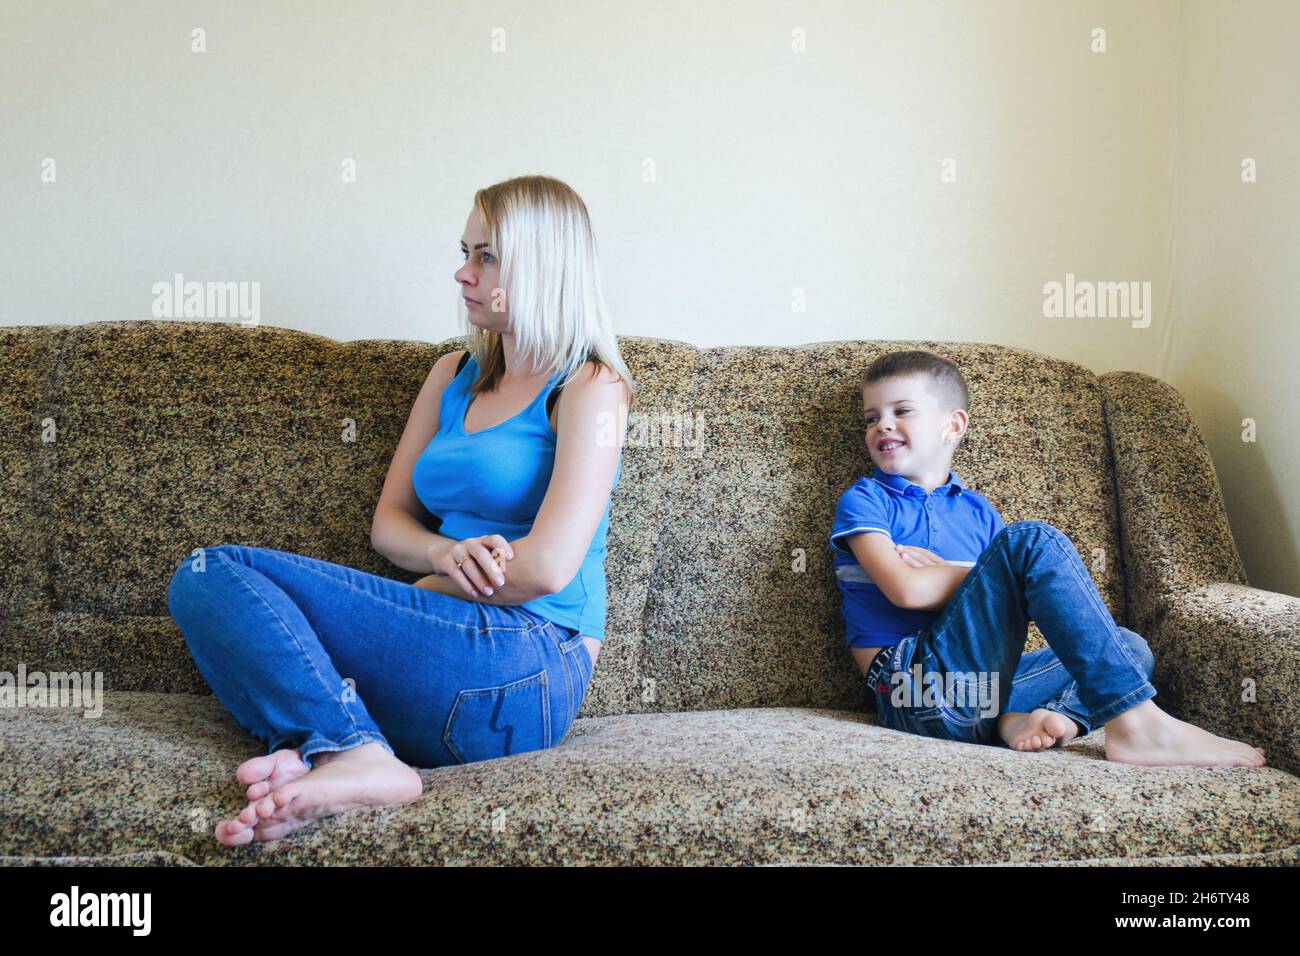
424, 349, 468, 392
571, 358, 630, 399
548, 358, 629, 435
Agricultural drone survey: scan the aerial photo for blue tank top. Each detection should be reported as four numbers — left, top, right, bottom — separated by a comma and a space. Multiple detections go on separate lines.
411, 353, 622, 638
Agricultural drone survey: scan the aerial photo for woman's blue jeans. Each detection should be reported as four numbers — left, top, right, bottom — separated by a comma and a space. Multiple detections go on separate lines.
166, 544, 593, 769
864, 521, 1158, 747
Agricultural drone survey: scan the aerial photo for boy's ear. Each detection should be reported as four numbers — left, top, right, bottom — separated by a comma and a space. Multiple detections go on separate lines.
944, 408, 970, 444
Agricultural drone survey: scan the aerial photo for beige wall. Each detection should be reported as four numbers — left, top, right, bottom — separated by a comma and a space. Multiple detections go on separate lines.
1173, 0, 1299, 597
1, 1, 1292, 593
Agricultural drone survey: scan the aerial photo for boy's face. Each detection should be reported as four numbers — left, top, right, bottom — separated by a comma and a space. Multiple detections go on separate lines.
860, 374, 968, 474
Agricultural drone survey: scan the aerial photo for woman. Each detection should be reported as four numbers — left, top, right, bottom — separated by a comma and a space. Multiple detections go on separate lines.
167, 175, 636, 845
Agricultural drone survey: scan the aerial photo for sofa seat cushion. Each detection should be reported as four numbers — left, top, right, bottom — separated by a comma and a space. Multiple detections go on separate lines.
2, 692, 1297, 865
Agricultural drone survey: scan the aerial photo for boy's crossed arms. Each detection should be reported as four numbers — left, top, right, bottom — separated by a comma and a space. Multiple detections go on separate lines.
844, 533, 972, 613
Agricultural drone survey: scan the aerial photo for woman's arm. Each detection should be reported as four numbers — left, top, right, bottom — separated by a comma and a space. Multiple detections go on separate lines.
414, 533, 556, 605
370, 349, 466, 573
373, 503, 459, 573
523, 360, 630, 593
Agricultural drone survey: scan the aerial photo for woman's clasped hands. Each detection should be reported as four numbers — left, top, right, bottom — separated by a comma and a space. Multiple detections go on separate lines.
415, 534, 515, 599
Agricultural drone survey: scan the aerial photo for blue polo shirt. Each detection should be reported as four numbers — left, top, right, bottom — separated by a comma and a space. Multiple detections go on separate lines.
828, 468, 1005, 648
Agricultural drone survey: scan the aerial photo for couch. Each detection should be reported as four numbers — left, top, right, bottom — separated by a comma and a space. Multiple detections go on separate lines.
2, 320, 1298, 865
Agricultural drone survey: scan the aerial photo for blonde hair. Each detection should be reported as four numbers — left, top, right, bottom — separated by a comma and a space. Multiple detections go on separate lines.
463, 175, 638, 413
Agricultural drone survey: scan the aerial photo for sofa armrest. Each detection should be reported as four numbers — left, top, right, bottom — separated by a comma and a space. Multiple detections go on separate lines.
1099, 371, 1247, 635
1151, 583, 1300, 777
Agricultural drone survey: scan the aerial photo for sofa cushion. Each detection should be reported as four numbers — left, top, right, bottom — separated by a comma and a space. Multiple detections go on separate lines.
3, 692, 1295, 866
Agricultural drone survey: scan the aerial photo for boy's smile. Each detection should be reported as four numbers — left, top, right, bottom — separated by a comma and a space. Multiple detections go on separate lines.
861, 373, 968, 492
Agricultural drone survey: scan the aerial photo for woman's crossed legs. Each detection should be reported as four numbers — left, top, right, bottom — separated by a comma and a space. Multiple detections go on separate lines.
167, 543, 589, 843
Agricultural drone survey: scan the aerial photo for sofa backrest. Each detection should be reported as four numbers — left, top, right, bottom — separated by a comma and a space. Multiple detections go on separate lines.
634, 340, 1127, 714
0, 323, 1127, 718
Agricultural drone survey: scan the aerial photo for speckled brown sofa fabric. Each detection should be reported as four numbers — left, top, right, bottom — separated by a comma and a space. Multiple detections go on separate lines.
2, 320, 1297, 865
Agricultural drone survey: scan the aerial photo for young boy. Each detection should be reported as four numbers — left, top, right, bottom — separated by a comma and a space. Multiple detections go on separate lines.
829, 350, 1266, 767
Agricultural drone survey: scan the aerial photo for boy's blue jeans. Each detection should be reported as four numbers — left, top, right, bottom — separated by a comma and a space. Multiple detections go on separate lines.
864, 521, 1157, 746
166, 544, 593, 769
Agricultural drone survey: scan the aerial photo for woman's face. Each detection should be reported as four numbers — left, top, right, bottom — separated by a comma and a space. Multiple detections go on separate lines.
456, 208, 508, 331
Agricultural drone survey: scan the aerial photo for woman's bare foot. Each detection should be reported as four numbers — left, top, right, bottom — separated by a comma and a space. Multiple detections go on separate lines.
213, 749, 312, 845
998, 709, 1080, 751
1104, 700, 1267, 768
214, 743, 423, 846
240, 747, 311, 802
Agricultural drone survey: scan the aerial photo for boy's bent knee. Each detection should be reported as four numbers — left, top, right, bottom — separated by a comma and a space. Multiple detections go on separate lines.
1006, 519, 1061, 534
992, 520, 1065, 545
1117, 627, 1156, 679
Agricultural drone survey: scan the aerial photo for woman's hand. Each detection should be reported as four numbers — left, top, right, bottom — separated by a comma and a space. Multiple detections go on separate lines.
413, 571, 471, 599
424, 535, 515, 598
895, 544, 947, 568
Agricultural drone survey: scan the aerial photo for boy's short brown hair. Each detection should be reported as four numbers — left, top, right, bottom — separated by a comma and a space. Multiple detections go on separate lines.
860, 350, 970, 412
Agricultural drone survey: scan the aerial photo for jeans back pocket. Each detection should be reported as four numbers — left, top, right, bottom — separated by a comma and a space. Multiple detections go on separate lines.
442, 669, 551, 765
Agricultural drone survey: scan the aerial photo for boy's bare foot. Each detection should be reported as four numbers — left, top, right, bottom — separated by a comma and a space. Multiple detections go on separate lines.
998, 709, 1080, 751
214, 743, 423, 846
1104, 700, 1267, 768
